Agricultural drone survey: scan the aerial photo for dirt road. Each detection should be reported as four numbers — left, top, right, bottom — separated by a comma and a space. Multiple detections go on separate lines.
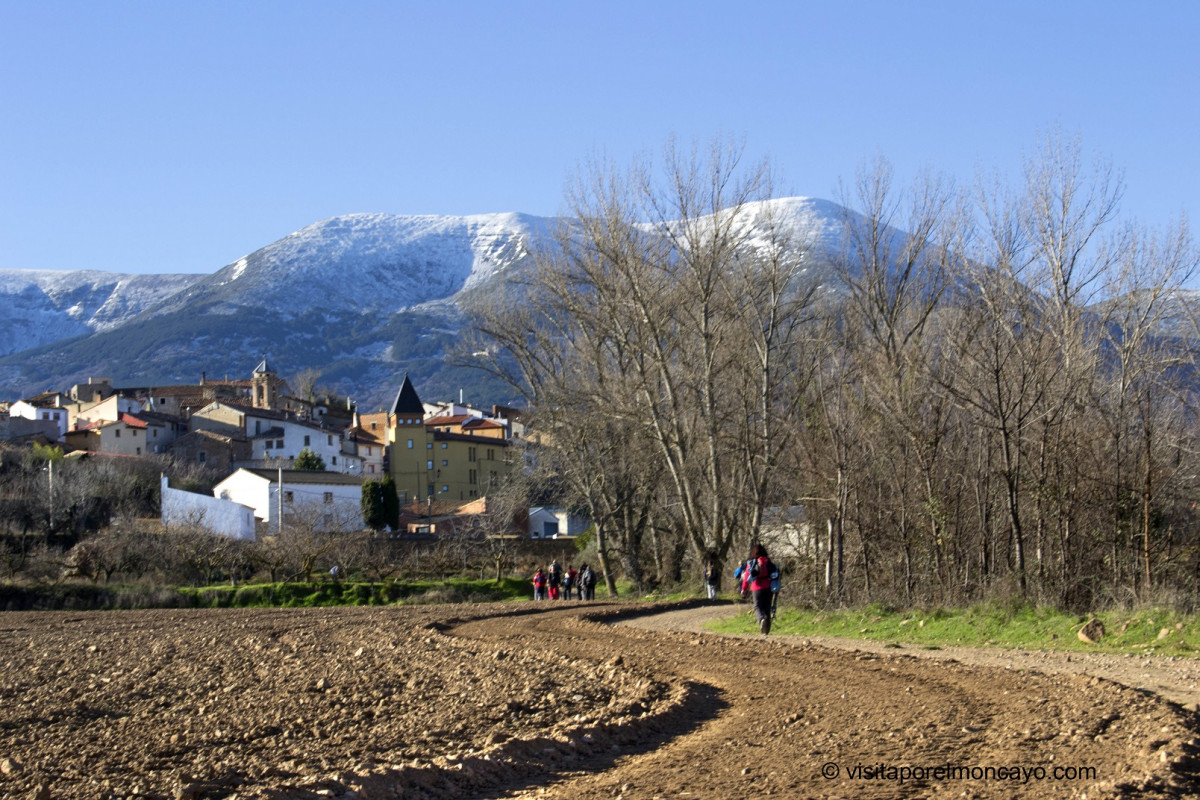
1, 600, 1197, 799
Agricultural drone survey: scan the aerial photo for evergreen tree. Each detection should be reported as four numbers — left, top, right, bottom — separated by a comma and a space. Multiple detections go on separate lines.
380, 473, 400, 531
294, 448, 326, 471
361, 479, 387, 531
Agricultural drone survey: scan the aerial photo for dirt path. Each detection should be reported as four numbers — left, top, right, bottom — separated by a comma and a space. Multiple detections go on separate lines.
0, 601, 1197, 799
624, 603, 1200, 709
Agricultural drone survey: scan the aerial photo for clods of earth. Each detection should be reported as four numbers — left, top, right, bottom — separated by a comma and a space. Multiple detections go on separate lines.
1, 601, 1198, 799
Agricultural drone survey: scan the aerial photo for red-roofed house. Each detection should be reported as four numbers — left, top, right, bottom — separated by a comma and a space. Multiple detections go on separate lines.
63, 412, 168, 457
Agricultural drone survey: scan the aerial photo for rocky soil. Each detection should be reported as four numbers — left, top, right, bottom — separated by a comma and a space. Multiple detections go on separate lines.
1, 600, 1198, 799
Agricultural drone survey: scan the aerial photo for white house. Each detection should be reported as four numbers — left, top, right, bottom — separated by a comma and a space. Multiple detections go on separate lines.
527, 506, 590, 539
160, 475, 256, 540
758, 506, 814, 559
67, 393, 143, 430
190, 401, 361, 472
9, 400, 68, 440
213, 468, 365, 534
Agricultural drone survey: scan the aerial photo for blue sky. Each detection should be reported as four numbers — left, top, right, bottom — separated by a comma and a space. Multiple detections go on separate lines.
2, 1, 1196, 275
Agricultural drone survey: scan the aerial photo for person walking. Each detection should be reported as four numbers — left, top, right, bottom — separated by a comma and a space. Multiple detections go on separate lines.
740, 543, 779, 635
703, 551, 721, 600
578, 563, 597, 600
532, 567, 547, 601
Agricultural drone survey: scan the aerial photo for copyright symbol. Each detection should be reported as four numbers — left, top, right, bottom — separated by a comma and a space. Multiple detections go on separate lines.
821, 762, 839, 780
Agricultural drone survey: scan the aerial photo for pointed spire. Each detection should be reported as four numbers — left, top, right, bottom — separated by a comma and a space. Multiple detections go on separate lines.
389, 374, 424, 416
253, 354, 277, 375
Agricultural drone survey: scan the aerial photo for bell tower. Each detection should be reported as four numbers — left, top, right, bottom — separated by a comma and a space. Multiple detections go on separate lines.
251, 356, 282, 410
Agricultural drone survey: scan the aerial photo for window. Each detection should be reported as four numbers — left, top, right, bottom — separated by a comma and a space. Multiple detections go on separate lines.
368, 465, 375, 474
277, 439, 283, 448
284, 491, 294, 504
468, 447, 476, 463
136, 447, 141, 455
115, 428, 121, 438
370, 422, 378, 430
331, 456, 337, 465
131, 429, 137, 437
441, 485, 448, 493
304, 435, 311, 446
469, 469, 477, 485
426, 443, 432, 450
153, 429, 158, 438
407, 439, 413, 449
198, 452, 206, 463
441, 443, 447, 449
427, 461, 433, 470
328, 435, 333, 446
365, 446, 372, 456
441, 459, 447, 467
487, 448, 495, 461
323, 492, 333, 504
266, 440, 273, 450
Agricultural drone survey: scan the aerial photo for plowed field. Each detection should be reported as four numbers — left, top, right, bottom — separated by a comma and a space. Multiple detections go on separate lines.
1, 600, 1197, 799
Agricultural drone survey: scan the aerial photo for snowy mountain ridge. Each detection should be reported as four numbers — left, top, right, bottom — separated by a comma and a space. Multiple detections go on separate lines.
0, 269, 203, 356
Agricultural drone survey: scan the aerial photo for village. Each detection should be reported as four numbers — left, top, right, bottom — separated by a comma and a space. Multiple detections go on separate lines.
0, 360, 589, 544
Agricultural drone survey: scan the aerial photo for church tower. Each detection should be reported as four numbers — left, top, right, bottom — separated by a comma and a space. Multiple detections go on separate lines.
251, 356, 283, 410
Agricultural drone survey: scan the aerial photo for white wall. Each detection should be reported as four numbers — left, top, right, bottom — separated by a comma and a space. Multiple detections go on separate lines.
10, 400, 67, 440
214, 469, 364, 533
161, 476, 256, 540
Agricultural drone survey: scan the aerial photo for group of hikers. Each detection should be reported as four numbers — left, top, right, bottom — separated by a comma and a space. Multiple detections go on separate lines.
531, 560, 597, 601
530, 544, 779, 634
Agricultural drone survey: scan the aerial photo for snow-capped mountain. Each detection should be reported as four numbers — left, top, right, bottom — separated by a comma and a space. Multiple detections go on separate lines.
0, 209, 563, 408
149, 212, 555, 318
4, 196, 1183, 410
0, 270, 203, 356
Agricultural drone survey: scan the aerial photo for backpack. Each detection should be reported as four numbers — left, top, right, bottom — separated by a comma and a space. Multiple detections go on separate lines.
750, 558, 780, 590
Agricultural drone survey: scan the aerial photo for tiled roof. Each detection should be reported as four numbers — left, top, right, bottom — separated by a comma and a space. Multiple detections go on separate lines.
426, 414, 472, 427
240, 468, 364, 485
463, 418, 505, 430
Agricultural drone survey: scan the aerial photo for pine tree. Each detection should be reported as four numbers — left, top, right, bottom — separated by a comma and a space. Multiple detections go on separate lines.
294, 448, 326, 471
380, 474, 400, 531
361, 480, 387, 531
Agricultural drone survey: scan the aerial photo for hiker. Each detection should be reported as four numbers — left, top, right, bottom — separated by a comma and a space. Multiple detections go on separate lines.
562, 565, 575, 600
703, 551, 721, 600
547, 561, 562, 600
741, 543, 779, 635
579, 563, 597, 600
532, 567, 547, 600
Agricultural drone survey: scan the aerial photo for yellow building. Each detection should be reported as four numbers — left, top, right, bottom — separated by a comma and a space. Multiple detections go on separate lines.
386, 375, 517, 508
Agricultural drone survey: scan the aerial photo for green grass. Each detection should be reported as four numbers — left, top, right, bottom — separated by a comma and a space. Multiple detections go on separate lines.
0, 577, 534, 611
708, 600, 1200, 657
181, 577, 532, 608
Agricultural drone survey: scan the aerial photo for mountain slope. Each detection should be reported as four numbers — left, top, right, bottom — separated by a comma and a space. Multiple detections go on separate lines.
148, 212, 554, 318
10, 197, 1179, 410
0, 211, 561, 407
0, 270, 203, 356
